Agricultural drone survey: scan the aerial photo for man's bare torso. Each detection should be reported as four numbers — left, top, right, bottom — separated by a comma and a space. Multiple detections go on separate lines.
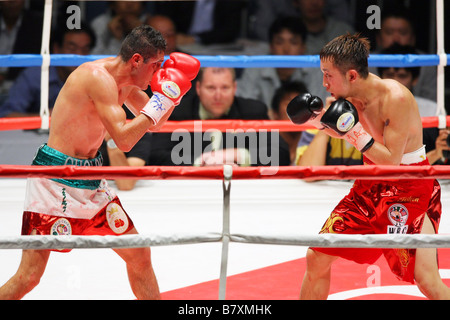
348, 74, 423, 156
47, 58, 124, 159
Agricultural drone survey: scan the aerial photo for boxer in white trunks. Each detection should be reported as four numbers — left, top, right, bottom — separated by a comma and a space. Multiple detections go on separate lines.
0, 25, 200, 300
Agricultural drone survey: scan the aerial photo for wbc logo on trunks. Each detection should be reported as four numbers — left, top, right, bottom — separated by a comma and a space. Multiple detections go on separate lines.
51, 218, 72, 236
387, 204, 409, 234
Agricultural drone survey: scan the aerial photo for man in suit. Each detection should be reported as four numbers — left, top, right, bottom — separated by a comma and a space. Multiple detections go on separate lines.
150, 67, 290, 167
0, 22, 96, 117
154, 0, 246, 45
0, 0, 43, 101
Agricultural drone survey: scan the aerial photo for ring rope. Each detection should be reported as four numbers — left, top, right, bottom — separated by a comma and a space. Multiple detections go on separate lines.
1, 53, 446, 130
1, 233, 450, 250
0, 53, 445, 68
2, 164, 450, 180
0, 116, 448, 132
1, 163, 449, 251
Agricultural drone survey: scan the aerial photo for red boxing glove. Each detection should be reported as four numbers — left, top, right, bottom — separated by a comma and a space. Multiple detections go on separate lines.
163, 52, 200, 81
151, 67, 192, 105
141, 68, 191, 124
141, 53, 200, 125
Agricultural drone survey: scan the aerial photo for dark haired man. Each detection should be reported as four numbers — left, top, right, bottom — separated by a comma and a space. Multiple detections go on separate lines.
288, 33, 449, 299
0, 22, 96, 117
374, 5, 436, 101
0, 25, 200, 300
237, 15, 328, 108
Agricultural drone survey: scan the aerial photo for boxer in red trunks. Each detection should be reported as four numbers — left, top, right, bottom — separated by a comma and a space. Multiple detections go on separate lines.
317, 154, 441, 284
287, 34, 450, 299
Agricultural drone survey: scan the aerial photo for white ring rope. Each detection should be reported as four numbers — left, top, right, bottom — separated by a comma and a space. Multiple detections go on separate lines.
1, 233, 450, 250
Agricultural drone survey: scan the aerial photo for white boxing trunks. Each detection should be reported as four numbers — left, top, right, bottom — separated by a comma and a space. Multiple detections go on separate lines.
21, 144, 134, 252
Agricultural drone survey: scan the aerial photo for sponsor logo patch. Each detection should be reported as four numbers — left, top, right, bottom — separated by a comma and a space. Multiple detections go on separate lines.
337, 112, 355, 132
161, 81, 181, 99
106, 203, 129, 234
387, 204, 409, 234
51, 218, 72, 235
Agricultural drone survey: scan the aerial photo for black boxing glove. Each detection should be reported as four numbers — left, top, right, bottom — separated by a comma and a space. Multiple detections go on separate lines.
320, 98, 374, 153
287, 93, 325, 129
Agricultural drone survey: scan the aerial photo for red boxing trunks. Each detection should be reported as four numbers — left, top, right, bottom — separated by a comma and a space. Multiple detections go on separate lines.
21, 144, 134, 252
314, 147, 441, 283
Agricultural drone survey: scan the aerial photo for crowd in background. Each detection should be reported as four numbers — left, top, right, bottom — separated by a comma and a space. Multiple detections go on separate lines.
0, 0, 448, 189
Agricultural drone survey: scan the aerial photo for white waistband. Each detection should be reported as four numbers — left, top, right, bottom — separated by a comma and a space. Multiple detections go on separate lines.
401, 145, 426, 165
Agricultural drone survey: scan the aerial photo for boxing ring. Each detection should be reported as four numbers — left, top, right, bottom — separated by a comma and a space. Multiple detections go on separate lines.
1, 0, 450, 301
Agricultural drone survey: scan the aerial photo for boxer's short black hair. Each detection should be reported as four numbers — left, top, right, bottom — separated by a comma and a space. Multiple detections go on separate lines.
119, 25, 166, 63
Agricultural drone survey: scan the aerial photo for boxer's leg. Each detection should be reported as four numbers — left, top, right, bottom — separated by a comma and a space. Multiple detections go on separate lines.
0, 248, 50, 300
113, 227, 160, 300
414, 214, 450, 299
300, 248, 338, 300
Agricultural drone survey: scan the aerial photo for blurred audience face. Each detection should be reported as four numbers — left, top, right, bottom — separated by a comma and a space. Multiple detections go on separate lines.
146, 15, 177, 54
110, 1, 144, 35
295, 0, 325, 21
270, 28, 305, 56
377, 17, 415, 49
379, 67, 416, 91
196, 68, 237, 119
0, 0, 25, 21
112, 1, 143, 17
54, 31, 93, 73
274, 91, 299, 121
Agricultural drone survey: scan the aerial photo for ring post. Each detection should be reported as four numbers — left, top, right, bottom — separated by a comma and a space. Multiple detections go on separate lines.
218, 164, 233, 300
39, 0, 53, 131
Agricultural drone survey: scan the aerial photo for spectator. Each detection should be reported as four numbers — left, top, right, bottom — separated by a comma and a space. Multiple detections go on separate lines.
377, 44, 442, 118
249, 0, 354, 42
90, 1, 146, 55
376, 43, 446, 166
270, 81, 309, 164
237, 16, 328, 108
373, 5, 436, 101
292, 0, 354, 54
423, 128, 450, 165
101, 131, 152, 191
248, 0, 298, 41
296, 129, 363, 166
145, 14, 179, 54
0, 23, 96, 117
0, 0, 43, 102
150, 67, 290, 167
154, 0, 247, 46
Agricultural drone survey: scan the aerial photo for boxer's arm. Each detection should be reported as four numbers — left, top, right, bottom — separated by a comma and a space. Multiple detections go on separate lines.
362, 95, 413, 165
107, 149, 145, 190
123, 88, 176, 131
297, 131, 329, 166
88, 69, 155, 152
123, 88, 150, 116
